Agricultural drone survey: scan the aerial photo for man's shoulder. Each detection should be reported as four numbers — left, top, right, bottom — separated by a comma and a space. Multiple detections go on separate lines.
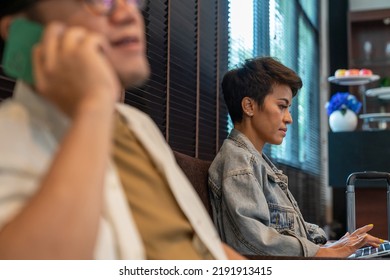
0, 99, 53, 168
0, 98, 48, 140
0, 99, 30, 126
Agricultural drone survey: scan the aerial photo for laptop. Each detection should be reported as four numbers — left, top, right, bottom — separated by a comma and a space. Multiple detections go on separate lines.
348, 241, 390, 259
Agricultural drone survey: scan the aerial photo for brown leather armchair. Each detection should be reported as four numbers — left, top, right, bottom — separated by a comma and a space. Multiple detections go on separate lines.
173, 151, 213, 217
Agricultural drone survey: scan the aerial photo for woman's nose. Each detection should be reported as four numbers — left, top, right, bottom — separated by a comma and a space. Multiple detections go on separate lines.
284, 110, 293, 124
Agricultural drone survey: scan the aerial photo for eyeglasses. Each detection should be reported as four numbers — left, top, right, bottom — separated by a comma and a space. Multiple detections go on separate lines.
83, 0, 146, 16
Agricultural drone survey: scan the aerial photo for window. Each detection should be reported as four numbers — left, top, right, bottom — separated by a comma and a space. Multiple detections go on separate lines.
228, 0, 254, 69
228, 0, 321, 176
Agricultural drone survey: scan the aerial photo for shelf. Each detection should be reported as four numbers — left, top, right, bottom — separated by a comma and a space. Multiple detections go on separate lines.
359, 112, 390, 122
365, 87, 390, 99
328, 75, 380, 86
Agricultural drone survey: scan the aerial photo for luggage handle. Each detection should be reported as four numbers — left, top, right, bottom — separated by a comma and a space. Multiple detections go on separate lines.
346, 171, 390, 241
346, 171, 390, 187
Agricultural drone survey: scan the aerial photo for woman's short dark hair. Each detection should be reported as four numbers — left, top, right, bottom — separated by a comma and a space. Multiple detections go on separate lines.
222, 56, 302, 124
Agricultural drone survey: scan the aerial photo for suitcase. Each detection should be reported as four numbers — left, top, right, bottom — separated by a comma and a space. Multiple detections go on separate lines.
346, 171, 390, 241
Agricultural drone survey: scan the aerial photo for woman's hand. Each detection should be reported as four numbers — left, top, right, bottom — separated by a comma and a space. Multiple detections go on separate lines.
316, 224, 385, 258
350, 224, 384, 248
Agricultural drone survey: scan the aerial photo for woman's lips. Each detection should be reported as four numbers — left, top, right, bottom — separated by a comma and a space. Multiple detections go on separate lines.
279, 128, 287, 136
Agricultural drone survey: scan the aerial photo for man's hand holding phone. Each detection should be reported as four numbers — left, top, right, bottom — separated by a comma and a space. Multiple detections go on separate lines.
32, 22, 121, 119
3, 18, 121, 119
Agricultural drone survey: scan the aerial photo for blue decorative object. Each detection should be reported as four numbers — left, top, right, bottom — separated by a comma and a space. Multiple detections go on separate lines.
326, 92, 362, 116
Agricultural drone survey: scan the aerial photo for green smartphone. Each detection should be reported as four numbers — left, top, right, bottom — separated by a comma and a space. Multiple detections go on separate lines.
2, 18, 43, 85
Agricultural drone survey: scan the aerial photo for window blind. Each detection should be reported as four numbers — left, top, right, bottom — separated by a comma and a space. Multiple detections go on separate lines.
126, 0, 230, 159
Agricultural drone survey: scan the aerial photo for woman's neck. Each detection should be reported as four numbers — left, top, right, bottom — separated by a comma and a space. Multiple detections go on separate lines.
234, 122, 264, 154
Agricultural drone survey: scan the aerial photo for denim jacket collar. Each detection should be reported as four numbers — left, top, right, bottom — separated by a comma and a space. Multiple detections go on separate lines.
228, 128, 288, 190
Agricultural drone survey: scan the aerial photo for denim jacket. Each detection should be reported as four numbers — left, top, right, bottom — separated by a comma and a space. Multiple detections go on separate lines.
208, 129, 327, 257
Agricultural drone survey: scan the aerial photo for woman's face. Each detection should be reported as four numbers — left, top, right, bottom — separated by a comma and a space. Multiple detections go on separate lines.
249, 84, 293, 148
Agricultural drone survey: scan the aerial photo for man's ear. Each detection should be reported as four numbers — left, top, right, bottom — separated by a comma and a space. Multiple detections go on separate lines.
241, 97, 254, 117
0, 16, 14, 41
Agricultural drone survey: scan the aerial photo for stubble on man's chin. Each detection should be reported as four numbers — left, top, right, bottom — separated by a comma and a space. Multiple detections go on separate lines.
120, 63, 151, 90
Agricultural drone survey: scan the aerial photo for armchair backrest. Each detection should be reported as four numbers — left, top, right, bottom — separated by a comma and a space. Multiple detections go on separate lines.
173, 151, 213, 218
